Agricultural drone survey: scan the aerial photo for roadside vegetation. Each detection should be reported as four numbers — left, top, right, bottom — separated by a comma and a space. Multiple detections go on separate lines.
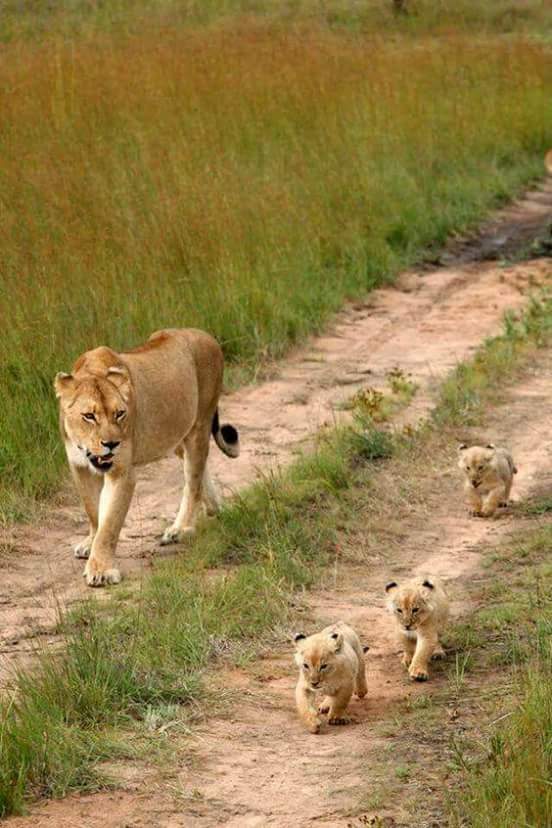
1, 3, 552, 519
2, 286, 552, 818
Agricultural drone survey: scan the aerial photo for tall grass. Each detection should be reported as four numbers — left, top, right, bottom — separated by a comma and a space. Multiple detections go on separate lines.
2, 0, 552, 41
450, 524, 552, 827
1, 28, 552, 519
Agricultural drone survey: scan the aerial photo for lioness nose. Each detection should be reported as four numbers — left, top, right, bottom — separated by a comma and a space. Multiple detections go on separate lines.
101, 440, 120, 450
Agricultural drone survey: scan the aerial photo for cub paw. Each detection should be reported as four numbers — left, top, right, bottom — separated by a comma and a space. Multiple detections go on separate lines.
431, 647, 446, 661
308, 719, 322, 734
409, 667, 429, 682
74, 538, 92, 559
328, 716, 351, 726
160, 526, 195, 546
84, 561, 121, 587
318, 704, 330, 715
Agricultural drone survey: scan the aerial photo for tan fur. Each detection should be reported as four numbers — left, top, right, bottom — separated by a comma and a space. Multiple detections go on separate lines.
386, 576, 449, 682
458, 444, 517, 518
545, 149, 552, 175
294, 622, 368, 734
54, 328, 239, 587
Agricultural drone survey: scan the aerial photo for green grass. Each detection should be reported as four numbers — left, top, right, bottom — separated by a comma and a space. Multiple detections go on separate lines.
1, 20, 552, 520
434, 292, 552, 427
447, 519, 552, 828
2, 0, 552, 41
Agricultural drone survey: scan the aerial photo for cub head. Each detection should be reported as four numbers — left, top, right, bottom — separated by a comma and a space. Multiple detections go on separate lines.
457, 444, 495, 489
54, 366, 132, 474
294, 629, 343, 690
385, 579, 435, 631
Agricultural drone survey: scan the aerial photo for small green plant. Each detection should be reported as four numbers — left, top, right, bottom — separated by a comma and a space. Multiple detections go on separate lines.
386, 366, 418, 400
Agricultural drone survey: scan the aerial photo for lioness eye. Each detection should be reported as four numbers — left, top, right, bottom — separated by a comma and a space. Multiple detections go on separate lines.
412, 608, 419, 613
320, 663, 327, 670
115, 410, 126, 420
303, 663, 309, 670
83, 413, 96, 422
396, 608, 403, 614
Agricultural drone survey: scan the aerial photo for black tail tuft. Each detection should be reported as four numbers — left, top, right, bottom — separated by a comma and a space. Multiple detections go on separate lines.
212, 409, 240, 458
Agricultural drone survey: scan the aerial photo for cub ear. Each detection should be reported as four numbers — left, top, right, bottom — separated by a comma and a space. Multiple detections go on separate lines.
422, 579, 434, 590
106, 365, 131, 402
385, 581, 398, 593
54, 372, 75, 398
294, 633, 306, 644
486, 443, 496, 450
330, 631, 343, 652
458, 443, 468, 452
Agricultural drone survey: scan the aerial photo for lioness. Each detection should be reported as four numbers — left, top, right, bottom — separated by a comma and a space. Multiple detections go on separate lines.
386, 576, 449, 682
458, 443, 517, 517
294, 622, 368, 733
55, 328, 239, 587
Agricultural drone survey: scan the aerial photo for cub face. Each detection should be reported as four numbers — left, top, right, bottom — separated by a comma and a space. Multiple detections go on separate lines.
458, 444, 495, 489
54, 368, 132, 474
385, 579, 435, 631
294, 630, 343, 690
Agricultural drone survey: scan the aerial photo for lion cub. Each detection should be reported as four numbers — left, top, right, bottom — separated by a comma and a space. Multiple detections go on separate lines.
458, 443, 517, 517
386, 576, 449, 682
294, 622, 368, 734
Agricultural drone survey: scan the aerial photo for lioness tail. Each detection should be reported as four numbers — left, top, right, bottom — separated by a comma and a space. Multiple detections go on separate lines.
212, 409, 240, 458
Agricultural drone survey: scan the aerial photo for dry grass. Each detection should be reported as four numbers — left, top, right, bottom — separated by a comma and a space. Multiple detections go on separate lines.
1, 27, 551, 518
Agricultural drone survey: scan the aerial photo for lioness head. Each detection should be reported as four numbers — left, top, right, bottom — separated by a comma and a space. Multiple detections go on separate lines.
294, 629, 343, 690
458, 443, 495, 489
385, 579, 435, 631
54, 366, 132, 474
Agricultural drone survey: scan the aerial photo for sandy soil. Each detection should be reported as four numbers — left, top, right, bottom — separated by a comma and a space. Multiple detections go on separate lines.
2, 180, 552, 826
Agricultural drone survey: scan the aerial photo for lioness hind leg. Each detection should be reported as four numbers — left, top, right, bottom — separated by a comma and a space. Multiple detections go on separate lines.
161, 425, 211, 544
202, 466, 221, 516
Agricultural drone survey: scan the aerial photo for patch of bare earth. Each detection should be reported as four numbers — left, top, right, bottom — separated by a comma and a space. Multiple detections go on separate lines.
3, 182, 552, 826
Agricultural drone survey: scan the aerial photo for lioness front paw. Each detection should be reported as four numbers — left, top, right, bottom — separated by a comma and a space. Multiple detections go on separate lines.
84, 560, 121, 587
409, 666, 429, 682
74, 537, 93, 559
160, 526, 195, 546
328, 715, 351, 726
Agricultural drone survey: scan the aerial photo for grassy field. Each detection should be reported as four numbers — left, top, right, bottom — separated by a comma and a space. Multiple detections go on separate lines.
2, 0, 552, 41
1, 5, 552, 519
2, 286, 552, 818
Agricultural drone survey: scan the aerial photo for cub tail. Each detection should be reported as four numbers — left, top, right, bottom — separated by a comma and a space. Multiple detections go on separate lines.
211, 409, 240, 458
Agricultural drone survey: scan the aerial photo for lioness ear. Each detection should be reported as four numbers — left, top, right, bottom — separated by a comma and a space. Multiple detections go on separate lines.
385, 581, 398, 593
458, 443, 468, 452
54, 372, 75, 398
422, 579, 434, 590
330, 631, 343, 652
106, 366, 131, 402
294, 633, 306, 644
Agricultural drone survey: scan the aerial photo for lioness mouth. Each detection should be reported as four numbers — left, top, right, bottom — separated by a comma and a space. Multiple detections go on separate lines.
472, 481, 481, 489
88, 452, 114, 472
